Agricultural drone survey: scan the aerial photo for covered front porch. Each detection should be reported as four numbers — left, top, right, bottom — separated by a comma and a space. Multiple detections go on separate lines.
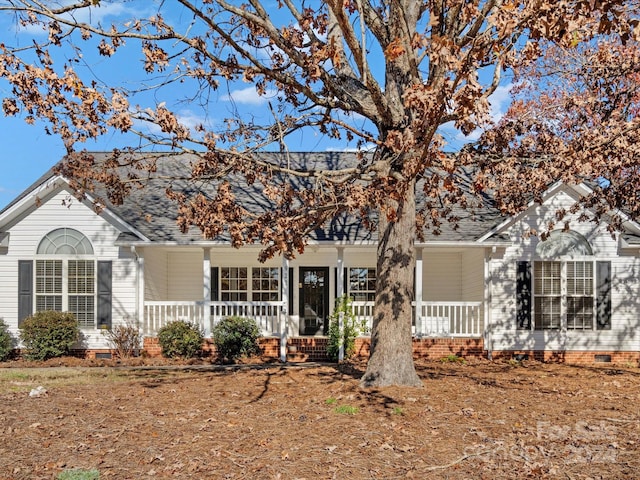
133, 244, 490, 359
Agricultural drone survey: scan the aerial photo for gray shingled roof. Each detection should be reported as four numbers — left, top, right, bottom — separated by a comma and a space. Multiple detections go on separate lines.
3, 151, 508, 244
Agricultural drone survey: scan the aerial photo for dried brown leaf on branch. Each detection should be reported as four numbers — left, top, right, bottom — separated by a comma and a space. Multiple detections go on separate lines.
0, 0, 637, 386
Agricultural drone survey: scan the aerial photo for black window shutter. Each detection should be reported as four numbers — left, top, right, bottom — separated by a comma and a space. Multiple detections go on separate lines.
334, 267, 348, 298
288, 267, 294, 314
343, 268, 348, 296
97, 261, 112, 329
596, 261, 611, 330
18, 260, 33, 327
516, 261, 532, 329
210, 267, 219, 302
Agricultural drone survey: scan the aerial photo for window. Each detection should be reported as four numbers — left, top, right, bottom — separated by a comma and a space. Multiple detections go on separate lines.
220, 267, 248, 301
518, 231, 609, 332
533, 260, 595, 331
251, 267, 279, 301
35, 259, 62, 311
68, 260, 96, 328
349, 268, 376, 302
218, 267, 281, 301
34, 229, 97, 329
566, 261, 594, 330
37, 228, 94, 255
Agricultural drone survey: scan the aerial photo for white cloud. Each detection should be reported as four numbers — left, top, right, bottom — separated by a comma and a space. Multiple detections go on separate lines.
221, 86, 276, 106
65, 3, 132, 26
447, 83, 514, 143
326, 143, 376, 153
14, 2, 144, 35
176, 109, 215, 132
486, 83, 513, 124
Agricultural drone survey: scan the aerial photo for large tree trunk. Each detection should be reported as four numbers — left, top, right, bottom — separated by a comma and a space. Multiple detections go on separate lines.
360, 177, 422, 388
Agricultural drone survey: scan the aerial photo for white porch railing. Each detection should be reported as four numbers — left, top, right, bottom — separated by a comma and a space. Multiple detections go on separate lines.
143, 300, 483, 338
351, 301, 374, 334
415, 301, 483, 337
345, 300, 483, 337
143, 301, 284, 337
144, 301, 208, 336
210, 301, 284, 337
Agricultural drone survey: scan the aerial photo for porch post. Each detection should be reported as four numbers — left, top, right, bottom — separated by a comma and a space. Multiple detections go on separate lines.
484, 247, 493, 359
280, 255, 289, 362
136, 248, 145, 334
415, 247, 423, 337
337, 247, 345, 361
203, 248, 211, 336
337, 247, 345, 298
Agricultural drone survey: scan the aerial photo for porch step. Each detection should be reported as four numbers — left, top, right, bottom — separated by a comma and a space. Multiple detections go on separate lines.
286, 352, 310, 362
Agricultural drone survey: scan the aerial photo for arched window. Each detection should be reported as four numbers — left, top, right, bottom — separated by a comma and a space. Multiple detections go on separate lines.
535, 230, 593, 258
37, 228, 94, 255
35, 229, 96, 328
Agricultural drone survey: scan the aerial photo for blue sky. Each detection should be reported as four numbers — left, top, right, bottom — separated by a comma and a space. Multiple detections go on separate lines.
0, 2, 514, 210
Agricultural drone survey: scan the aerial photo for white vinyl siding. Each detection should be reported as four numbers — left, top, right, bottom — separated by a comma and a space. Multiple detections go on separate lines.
423, 252, 462, 301
461, 249, 485, 301
489, 187, 640, 353
144, 249, 169, 301
0, 188, 137, 348
167, 251, 202, 301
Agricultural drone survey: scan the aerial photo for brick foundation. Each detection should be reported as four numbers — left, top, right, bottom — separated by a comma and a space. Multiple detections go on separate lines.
142, 336, 487, 362
491, 350, 640, 365
413, 337, 485, 360
142, 336, 281, 360
286, 337, 330, 361
353, 337, 486, 360
117, 338, 640, 366
142, 337, 163, 357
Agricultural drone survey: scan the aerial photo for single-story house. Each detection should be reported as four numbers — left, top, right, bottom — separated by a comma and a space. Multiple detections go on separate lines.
1, 152, 639, 363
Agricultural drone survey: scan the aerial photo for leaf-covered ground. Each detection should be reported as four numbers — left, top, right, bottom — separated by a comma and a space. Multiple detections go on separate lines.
0, 358, 639, 479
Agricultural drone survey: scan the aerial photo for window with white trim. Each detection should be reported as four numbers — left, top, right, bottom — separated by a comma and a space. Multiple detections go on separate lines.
349, 268, 376, 302
35, 259, 63, 311
68, 260, 96, 329
218, 267, 281, 301
35, 229, 96, 329
251, 267, 280, 301
531, 230, 596, 331
534, 261, 594, 330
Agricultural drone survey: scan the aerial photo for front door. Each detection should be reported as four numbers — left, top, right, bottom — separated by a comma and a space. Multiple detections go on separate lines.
299, 267, 330, 335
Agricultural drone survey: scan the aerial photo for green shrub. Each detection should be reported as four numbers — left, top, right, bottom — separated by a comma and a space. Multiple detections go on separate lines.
102, 321, 141, 358
211, 316, 261, 362
440, 354, 466, 364
327, 296, 367, 361
157, 320, 204, 358
0, 319, 14, 361
19, 311, 79, 361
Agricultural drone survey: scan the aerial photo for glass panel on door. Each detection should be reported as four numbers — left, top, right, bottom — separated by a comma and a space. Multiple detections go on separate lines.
299, 267, 329, 335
